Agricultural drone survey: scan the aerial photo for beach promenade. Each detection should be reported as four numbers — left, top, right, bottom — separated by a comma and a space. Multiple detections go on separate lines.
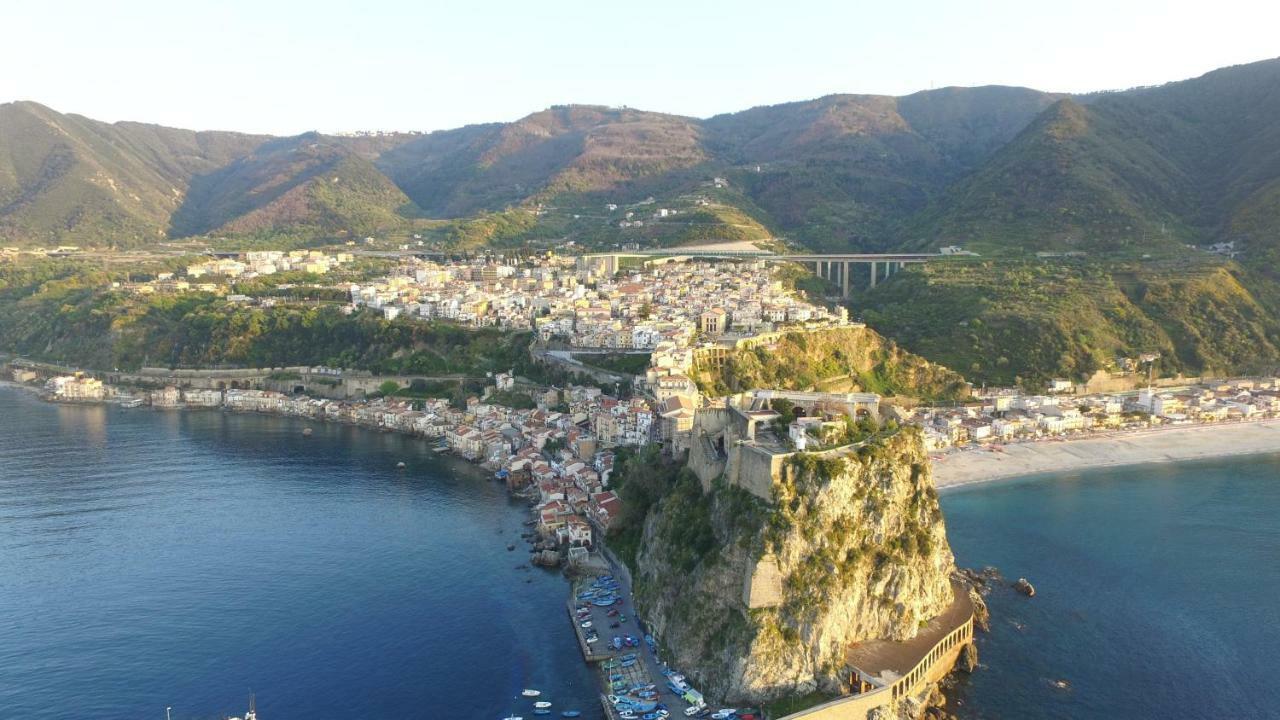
932, 418, 1280, 488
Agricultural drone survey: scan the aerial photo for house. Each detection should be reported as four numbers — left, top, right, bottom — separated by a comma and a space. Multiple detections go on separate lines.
558, 516, 593, 547
151, 386, 182, 408
699, 309, 726, 335
447, 426, 484, 460
46, 374, 106, 401
183, 388, 224, 407
590, 491, 622, 528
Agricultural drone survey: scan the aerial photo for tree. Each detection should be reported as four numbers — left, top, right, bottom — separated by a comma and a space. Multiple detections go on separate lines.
379, 380, 400, 396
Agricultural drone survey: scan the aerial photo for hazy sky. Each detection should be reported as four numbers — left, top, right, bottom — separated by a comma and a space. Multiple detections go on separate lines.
3, 0, 1277, 135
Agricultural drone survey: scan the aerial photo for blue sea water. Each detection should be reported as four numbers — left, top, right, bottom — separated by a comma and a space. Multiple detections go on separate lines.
0, 387, 599, 720
941, 454, 1280, 719
6, 384, 1280, 720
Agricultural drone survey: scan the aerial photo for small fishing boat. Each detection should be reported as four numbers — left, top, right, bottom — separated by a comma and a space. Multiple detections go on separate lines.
534, 701, 552, 709
503, 716, 523, 720
561, 712, 581, 718
302, 427, 313, 436
521, 689, 541, 697
533, 711, 551, 716
396, 461, 407, 469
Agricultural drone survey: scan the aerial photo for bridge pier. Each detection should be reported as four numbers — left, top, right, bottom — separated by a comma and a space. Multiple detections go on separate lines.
842, 261, 850, 299
869, 261, 878, 289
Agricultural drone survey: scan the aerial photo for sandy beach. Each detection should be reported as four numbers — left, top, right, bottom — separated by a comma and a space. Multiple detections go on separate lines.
932, 419, 1280, 489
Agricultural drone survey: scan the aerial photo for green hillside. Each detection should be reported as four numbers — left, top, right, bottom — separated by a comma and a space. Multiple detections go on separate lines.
859, 257, 1280, 387
908, 59, 1280, 257
170, 134, 419, 239
0, 258, 526, 373
0, 102, 265, 247
692, 325, 970, 401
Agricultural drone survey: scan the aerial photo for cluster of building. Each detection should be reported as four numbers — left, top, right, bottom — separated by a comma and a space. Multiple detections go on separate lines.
43, 373, 106, 401
186, 250, 353, 279
348, 255, 847, 351
911, 378, 1280, 450
109, 250, 356, 297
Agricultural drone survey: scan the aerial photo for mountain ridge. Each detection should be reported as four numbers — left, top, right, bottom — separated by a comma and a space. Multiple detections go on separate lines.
1, 57, 1279, 256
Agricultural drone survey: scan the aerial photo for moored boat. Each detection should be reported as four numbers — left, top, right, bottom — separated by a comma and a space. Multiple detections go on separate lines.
534, 701, 552, 708
521, 689, 541, 697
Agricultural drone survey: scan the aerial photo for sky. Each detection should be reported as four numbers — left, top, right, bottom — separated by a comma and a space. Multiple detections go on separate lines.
3, 0, 1278, 135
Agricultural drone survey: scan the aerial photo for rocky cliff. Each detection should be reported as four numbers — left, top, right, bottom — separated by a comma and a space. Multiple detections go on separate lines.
633, 427, 957, 704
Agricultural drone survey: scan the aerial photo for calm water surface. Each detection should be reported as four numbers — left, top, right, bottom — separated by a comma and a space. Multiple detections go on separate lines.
942, 453, 1280, 719
7, 384, 1279, 719
0, 387, 598, 720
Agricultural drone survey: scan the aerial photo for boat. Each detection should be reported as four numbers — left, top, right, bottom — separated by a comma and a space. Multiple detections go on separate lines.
521, 689, 541, 697
227, 694, 258, 720
302, 427, 312, 436
533, 711, 551, 716
503, 716, 523, 720
534, 701, 552, 709
561, 712, 582, 718
396, 461, 407, 469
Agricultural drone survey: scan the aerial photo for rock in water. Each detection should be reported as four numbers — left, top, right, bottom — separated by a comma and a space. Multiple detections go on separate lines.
1014, 577, 1036, 597
958, 642, 980, 673
968, 587, 991, 632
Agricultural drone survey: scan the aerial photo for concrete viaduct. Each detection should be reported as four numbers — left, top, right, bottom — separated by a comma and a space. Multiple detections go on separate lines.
589, 248, 941, 299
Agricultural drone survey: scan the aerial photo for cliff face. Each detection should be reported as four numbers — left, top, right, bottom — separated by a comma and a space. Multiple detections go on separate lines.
634, 427, 956, 703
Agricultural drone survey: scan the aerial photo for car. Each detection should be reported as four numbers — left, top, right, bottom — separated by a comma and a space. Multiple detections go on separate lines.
579, 620, 592, 628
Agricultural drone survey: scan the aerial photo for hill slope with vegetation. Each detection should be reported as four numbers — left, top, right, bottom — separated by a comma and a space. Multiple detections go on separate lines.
4, 59, 1280, 258
0, 259, 527, 373
692, 325, 970, 401
860, 257, 1280, 387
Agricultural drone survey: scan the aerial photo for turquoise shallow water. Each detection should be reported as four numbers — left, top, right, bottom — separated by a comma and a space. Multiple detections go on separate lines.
0, 387, 600, 720
941, 453, 1280, 719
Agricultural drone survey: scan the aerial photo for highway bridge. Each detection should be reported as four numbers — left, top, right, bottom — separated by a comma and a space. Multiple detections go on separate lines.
584, 249, 943, 299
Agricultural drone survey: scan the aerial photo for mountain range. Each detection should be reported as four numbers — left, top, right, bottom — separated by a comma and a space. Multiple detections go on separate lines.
4, 57, 1278, 264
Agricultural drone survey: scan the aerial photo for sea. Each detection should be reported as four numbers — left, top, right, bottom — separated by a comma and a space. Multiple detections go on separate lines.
0, 386, 599, 720
942, 452, 1280, 719
3, 385, 1279, 720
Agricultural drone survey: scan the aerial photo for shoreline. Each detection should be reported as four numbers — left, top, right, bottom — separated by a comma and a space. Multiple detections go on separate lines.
933, 419, 1280, 490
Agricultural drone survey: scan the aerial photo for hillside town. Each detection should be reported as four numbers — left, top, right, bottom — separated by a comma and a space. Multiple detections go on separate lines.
13, 241, 1280, 578
20, 348, 1280, 569
348, 255, 848, 348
